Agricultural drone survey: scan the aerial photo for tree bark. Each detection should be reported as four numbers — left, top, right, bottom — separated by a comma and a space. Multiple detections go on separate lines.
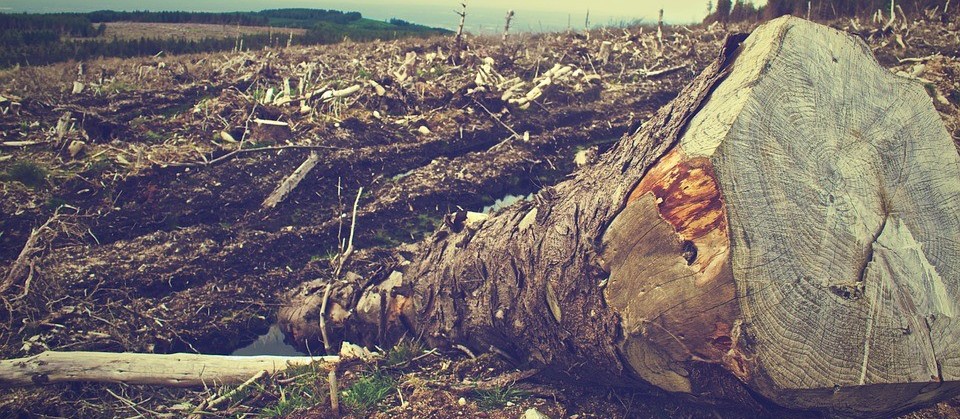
0, 351, 337, 388
281, 16, 960, 416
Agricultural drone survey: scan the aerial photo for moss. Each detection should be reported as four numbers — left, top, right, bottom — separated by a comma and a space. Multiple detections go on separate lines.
369, 229, 403, 247
44, 196, 69, 210
84, 155, 114, 177
143, 130, 164, 142
3, 160, 48, 188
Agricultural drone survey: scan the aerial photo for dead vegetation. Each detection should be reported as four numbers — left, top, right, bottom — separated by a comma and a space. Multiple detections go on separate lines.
0, 12, 958, 417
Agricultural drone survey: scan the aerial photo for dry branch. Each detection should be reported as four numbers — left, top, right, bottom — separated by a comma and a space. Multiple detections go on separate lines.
643, 64, 686, 78
454, 2, 467, 53
262, 152, 321, 209
0, 351, 338, 388
502, 10, 515, 43
1, 212, 62, 296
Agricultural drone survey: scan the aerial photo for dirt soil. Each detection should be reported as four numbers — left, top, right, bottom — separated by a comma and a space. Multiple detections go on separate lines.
0, 16, 959, 418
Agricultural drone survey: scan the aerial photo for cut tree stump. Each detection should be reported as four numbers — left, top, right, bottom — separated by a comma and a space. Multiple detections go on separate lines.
281, 16, 960, 416
0, 351, 337, 388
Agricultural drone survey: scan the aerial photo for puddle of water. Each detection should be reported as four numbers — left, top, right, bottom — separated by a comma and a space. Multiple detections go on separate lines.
482, 193, 534, 214
231, 324, 307, 357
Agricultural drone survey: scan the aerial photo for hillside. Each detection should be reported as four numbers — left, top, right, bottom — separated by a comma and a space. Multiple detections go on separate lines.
0, 13, 958, 418
0, 9, 449, 68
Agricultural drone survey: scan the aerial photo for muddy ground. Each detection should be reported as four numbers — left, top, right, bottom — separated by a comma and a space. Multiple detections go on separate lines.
0, 16, 959, 418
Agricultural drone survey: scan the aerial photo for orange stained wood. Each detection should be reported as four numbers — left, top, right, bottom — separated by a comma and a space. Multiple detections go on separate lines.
629, 147, 727, 240
628, 147, 730, 284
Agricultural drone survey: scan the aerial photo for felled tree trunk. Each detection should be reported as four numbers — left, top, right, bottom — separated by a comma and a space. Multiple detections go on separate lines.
282, 16, 960, 417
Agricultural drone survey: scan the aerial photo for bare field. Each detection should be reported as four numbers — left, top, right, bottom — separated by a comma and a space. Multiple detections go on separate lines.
89, 21, 306, 41
1, 14, 959, 418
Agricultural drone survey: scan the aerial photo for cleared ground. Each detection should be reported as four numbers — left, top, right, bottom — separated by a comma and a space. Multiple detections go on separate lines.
1, 15, 959, 418
88, 21, 306, 41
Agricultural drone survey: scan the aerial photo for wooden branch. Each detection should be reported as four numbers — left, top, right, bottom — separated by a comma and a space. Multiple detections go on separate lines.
643, 64, 685, 78
262, 152, 321, 209
502, 10, 515, 43
1, 212, 61, 296
167, 144, 341, 168
206, 370, 266, 408
454, 3, 467, 52
0, 351, 338, 388
474, 100, 520, 140
657, 9, 664, 53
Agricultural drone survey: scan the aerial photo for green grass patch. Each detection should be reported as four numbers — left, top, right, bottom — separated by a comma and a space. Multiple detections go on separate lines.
258, 362, 329, 417
143, 130, 164, 142
473, 385, 527, 411
83, 155, 114, 177
343, 370, 395, 415
385, 339, 425, 367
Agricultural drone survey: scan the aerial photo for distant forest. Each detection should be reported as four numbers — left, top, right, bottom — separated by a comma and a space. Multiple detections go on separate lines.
0, 9, 449, 68
706, 0, 952, 23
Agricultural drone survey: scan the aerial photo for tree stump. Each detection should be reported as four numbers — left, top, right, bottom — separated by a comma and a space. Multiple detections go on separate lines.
282, 16, 960, 416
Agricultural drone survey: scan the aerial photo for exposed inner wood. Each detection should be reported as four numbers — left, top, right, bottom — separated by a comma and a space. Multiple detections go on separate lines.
601, 15, 960, 414
602, 146, 738, 393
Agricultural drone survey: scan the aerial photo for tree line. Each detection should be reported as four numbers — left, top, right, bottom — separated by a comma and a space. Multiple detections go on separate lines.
84, 9, 364, 27
706, 0, 952, 23
0, 9, 448, 68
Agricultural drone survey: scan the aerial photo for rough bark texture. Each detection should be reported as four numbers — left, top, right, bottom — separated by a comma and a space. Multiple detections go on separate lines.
283, 16, 960, 417
285, 25, 750, 397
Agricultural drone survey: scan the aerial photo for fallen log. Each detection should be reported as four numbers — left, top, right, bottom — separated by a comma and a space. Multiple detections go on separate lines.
0, 351, 337, 388
281, 16, 960, 417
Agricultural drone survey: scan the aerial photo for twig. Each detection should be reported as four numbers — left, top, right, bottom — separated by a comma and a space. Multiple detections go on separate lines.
488, 344, 520, 365
319, 282, 334, 354
898, 54, 941, 63
502, 10, 515, 43
105, 388, 161, 417
12, 261, 35, 301
454, 344, 476, 359
262, 152, 321, 209
169, 145, 341, 168
206, 369, 267, 409
454, 2, 468, 54
1, 211, 61, 295
389, 348, 439, 369
1, 140, 50, 147
473, 100, 520, 140
335, 187, 363, 276
328, 367, 340, 416
643, 64, 685, 78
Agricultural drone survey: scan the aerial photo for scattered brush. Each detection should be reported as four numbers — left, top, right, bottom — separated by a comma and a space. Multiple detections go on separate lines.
384, 338, 427, 367
257, 362, 331, 417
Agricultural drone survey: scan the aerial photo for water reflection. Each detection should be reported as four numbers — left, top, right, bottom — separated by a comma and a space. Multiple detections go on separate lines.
231, 324, 306, 356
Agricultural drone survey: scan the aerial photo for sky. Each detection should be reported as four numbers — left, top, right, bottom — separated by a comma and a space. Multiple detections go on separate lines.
0, 1, 769, 30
